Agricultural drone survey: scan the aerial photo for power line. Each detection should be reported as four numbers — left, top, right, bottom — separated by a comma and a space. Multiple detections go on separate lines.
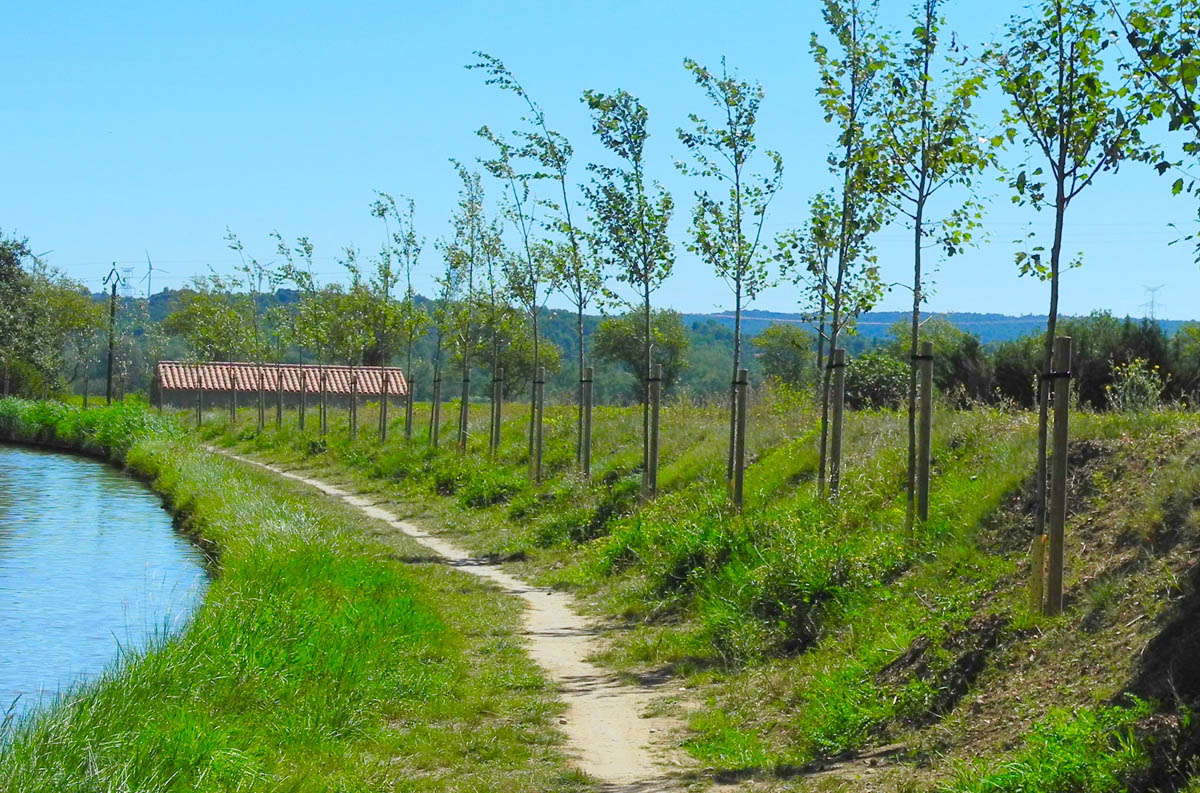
1142, 284, 1166, 320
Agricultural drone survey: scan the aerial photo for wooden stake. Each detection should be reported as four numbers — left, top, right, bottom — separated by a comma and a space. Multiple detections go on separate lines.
380, 371, 390, 442
491, 367, 504, 456
257, 367, 265, 431
830, 348, 847, 499
1030, 533, 1046, 614
83, 376, 89, 409
275, 364, 283, 429
917, 341, 934, 523
733, 368, 749, 510
194, 364, 202, 428
350, 369, 358, 440
404, 377, 414, 441
1045, 335, 1072, 616
299, 367, 307, 431
534, 366, 546, 482
320, 368, 328, 436
457, 366, 470, 451
646, 363, 663, 498
229, 368, 237, 424
431, 376, 442, 449
581, 366, 593, 479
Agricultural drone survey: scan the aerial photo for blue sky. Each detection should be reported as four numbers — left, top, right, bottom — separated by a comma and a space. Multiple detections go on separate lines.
5, 1, 1197, 320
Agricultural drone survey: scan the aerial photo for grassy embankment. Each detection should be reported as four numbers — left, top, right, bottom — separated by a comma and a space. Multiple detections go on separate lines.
0, 398, 590, 793
206, 391, 1200, 791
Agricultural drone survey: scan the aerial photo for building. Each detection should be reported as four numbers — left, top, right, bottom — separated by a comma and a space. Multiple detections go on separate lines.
154, 361, 408, 409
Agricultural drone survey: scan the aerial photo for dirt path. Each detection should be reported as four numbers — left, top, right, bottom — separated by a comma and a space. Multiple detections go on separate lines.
214, 449, 689, 791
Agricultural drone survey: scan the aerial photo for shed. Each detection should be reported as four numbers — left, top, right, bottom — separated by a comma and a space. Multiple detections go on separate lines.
155, 361, 408, 406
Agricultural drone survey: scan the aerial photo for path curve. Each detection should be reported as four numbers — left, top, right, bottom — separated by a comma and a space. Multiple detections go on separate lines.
213, 448, 686, 791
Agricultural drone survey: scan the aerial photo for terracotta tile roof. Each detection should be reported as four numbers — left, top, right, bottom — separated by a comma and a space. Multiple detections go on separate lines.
156, 361, 408, 397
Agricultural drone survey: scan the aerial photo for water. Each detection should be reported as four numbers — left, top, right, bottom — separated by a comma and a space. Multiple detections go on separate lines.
0, 445, 208, 723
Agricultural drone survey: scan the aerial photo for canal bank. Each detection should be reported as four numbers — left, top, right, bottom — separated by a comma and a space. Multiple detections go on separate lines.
0, 398, 590, 792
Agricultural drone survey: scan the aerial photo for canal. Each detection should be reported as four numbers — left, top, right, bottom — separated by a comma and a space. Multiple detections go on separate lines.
0, 445, 207, 724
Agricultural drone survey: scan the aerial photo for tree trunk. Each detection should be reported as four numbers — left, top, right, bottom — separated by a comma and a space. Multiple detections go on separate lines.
1036, 194, 1067, 545
577, 307, 585, 467
726, 284, 742, 488
906, 197, 926, 530
458, 339, 471, 451
815, 282, 828, 380
528, 309, 539, 464
642, 285, 652, 492
404, 339, 414, 440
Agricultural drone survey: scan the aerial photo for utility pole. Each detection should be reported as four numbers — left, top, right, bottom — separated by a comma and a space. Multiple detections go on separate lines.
103, 264, 124, 404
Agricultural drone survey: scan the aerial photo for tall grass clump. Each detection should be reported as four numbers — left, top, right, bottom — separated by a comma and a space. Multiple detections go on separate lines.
942, 702, 1152, 793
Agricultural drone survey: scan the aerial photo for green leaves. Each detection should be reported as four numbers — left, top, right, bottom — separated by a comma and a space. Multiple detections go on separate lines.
583, 89, 675, 303
1119, 1, 1200, 259
678, 57, 783, 312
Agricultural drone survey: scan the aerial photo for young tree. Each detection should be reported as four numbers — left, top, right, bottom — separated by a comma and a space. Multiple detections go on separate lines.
775, 191, 840, 381
367, 198, 399, 368
225, 228, 280, 362
477, 123, 555, 461
583, 88, 675, 489
479, 219, 507, 411
989, 0, 1153, 544
430, 235, 466, 447
470, 53, 601, 466
442, 163, 488, 450
273, 232, 321, 365
369, 193, 428, 428
874, 0, 990, 527
330, 246, 377, 366
163, 273, 253, 366
678, 57, 784, 489
811, 0, 894, 497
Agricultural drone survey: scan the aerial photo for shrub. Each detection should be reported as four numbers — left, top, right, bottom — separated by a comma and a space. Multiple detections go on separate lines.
845, 350, 908, 409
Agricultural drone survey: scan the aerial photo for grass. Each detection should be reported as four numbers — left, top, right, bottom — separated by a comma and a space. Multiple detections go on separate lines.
0, 397, 590, 792
940, 701, 1152, 793
192, 391, 1200, 789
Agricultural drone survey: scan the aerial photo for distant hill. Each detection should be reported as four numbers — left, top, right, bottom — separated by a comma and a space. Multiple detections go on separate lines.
683, 309, 1199, 345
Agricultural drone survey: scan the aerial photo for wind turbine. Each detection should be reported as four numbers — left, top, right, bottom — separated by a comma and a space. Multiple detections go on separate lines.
141, 250, 168, 300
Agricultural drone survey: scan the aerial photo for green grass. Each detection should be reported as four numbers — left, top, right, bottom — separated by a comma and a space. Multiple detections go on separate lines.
940, 702, 1152, 793
0, 398, 590, 792
197, 393, 1200, 788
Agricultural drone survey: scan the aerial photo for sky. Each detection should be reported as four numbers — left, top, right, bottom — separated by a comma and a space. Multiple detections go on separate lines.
4, 0, 1198, 321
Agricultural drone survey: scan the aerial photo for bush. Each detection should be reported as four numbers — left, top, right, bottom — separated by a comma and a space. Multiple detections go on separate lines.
845, 351, 908, 409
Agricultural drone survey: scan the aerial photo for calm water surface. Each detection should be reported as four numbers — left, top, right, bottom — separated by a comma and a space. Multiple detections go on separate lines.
0, 445, 207, 721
